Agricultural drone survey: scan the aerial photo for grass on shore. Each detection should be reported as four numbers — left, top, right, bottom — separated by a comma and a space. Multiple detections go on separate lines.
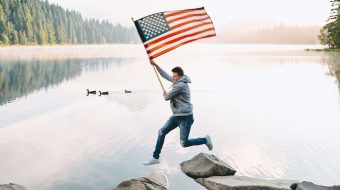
305, 48, 340, 52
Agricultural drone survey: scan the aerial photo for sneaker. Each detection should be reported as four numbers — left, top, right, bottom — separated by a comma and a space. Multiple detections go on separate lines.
143, 157, 160, 165
205, 135, 213, 151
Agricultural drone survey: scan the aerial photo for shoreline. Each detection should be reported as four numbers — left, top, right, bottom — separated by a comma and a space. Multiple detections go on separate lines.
305, 48, 340, 52
0, 44, 329, 61
0, 44, 145, 61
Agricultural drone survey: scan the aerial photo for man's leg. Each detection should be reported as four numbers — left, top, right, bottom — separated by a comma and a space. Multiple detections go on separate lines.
152, 115, 178, 159
178, 114, 207, 147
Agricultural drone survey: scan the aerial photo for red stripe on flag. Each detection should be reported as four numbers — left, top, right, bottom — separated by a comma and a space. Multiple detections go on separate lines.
165, 7, 204, 18
170, 18, 211, 30
166, 13, 208, 24
144, 22, 212, 48
147, 28, 215, 53
149, 34, 216, 59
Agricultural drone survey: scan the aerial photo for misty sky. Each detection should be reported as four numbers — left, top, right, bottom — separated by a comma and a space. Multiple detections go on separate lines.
47, 0, 330, 27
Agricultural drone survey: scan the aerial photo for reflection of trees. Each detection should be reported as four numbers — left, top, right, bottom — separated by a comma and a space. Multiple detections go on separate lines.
333, 63, 340, 88
322, 52, 340, 91
0, 58, 124, 106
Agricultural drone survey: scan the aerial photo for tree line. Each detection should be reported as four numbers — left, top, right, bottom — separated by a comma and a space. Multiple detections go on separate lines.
0, 58, 124, 105
0, 0, 139, 45
319, 0, 340, 49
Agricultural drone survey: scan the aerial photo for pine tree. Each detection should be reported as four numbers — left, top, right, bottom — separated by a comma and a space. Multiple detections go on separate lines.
46, 22, 55, 44
19, 30, 28, 44
320, 0, 340, 48
1, 33, 9, 45
37, 25, 47, 45
0, 0, 138, 45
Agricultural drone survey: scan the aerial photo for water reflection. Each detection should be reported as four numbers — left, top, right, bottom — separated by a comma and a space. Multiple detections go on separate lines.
0, 45, 340, 190
0, 58, 126, 106
323, 52, 340, 90
106, 91, 150, 112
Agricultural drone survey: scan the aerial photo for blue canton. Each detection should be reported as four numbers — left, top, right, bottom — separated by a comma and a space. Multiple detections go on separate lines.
135, 12, 170, 42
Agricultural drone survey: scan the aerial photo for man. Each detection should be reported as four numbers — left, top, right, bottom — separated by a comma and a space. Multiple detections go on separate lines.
143, 59, 213, 165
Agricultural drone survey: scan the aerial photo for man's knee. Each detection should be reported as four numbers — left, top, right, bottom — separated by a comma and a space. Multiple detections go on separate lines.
180, 140, 189, 147
158, 129, 165, 137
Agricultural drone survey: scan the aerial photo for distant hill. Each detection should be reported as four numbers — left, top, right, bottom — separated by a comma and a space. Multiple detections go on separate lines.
0, 0, 139, 45
208, 20, 321, 44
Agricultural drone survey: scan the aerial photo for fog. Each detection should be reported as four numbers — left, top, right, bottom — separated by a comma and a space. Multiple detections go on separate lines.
47, 0, 330, 27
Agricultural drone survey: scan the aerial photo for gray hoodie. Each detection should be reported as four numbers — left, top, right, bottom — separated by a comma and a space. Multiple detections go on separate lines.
156, 65, 193, 116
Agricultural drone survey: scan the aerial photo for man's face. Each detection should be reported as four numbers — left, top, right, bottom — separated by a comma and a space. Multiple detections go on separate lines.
172, 72, 182, 81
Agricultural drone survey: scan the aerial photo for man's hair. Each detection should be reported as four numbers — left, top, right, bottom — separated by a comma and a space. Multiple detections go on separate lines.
171, 66, 184, 76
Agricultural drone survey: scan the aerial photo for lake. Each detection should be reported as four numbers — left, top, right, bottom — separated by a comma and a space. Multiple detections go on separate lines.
0, 44, 339, 190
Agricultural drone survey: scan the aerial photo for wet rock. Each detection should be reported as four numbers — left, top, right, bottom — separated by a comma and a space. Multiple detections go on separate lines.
0, 183, 28, 190
180, 153, 236, 179
291, 181, 340, 190
196, 176, 298, 190
110, 172, 168, 190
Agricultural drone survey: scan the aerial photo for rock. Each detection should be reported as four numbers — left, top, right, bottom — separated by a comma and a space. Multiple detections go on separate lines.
196, 176, 298, 190
0, 183, 28, 190
291, 181, 340, 190
110, 172, 168, 190
180, 153, 236, 179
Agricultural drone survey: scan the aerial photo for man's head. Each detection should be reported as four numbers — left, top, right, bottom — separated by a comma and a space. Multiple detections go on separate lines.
171, 66, 184, 81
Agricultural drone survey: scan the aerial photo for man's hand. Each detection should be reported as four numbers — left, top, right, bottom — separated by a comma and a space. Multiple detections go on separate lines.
163, 91, 167, 96
150, 59, 158, 66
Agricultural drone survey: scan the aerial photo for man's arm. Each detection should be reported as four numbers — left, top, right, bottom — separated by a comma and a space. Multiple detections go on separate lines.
163, 84, 181, 101
150, 60, 174, 82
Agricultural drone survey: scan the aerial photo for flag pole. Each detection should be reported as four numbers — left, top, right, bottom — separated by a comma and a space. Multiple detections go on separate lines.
151, 64, 166, 92
131, 17, 166, 92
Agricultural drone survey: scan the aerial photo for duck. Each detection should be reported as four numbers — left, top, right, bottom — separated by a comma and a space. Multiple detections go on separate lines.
99, 91, 109, 96
87, 89, 96, 96
124, 90, 132, 93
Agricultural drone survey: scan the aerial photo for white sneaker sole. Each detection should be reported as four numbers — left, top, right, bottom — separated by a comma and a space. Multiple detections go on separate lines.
206, 135, 213, 151
143, 160, 160, 165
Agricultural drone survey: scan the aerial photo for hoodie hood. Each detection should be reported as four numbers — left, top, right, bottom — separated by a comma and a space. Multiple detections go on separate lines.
176, 75, 191, 84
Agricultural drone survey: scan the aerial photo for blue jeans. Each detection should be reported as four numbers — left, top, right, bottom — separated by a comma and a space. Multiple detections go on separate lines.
153, 114, 207, 159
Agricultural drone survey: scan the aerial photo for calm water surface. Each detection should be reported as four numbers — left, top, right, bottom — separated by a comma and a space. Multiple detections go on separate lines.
0, 44, 339, 190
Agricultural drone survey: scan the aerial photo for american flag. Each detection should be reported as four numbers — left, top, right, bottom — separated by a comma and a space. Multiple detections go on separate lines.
133, 7, 216, 60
